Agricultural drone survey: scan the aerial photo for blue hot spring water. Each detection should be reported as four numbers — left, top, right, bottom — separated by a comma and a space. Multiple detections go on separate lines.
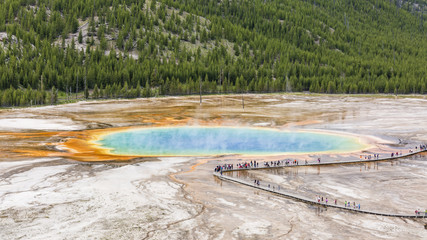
97, 127, 364, 156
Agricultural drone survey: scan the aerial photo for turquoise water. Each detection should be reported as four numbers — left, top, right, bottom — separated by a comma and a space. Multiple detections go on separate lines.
97, 127, 364, 156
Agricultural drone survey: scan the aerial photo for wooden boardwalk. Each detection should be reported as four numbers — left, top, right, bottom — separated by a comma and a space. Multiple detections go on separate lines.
220, 149, 427, 173
214, 173, 426, 218
213, 148, 427, 218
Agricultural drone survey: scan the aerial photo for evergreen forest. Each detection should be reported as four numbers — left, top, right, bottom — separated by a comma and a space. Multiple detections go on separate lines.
0, 0, 426, 107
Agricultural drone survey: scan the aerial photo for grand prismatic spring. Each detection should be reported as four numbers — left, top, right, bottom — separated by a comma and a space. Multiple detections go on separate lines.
0, 94, 427, 239
97, 127, 367, 156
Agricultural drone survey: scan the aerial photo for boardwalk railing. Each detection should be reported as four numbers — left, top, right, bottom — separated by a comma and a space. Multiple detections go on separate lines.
220, 149, 427, 173
213, 148, 427, 218
214, 172, 426, 218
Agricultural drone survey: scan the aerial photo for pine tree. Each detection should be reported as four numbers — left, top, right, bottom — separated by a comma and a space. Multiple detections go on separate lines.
93, 84, 99, 99
234, 43, 240, 56
78, 30, 83, 44
51, 86, 58, 104
144, 80, 151, 97
136, 82, 141, 97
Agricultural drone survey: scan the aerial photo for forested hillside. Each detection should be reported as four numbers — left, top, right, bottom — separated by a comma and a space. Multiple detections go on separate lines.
0, 0, 426, 107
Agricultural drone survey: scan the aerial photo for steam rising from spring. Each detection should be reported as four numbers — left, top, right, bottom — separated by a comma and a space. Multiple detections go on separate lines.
97, 127, 364, 156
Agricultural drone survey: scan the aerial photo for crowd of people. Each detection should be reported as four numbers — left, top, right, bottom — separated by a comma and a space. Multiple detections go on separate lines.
214, 159, 305, 173
249, 180, 366, 211
358, 144, 427, 160
390, 152, 402, 157
415, 209, 427, 217
391, 144, 427, 157
215, 144, 427, 173
214, 143, 427, 217
253, 179, 281, 191
239, 161, 258, 168
360, 154, 380, 160
214, 164, 233, 174
219, 159, 307, 171
315, 196, 361, 209
250, 179, 427, 216
416, 144, 427, 151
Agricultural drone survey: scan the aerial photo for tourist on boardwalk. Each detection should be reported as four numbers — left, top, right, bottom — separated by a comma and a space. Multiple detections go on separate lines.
213, 149, 427, 219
